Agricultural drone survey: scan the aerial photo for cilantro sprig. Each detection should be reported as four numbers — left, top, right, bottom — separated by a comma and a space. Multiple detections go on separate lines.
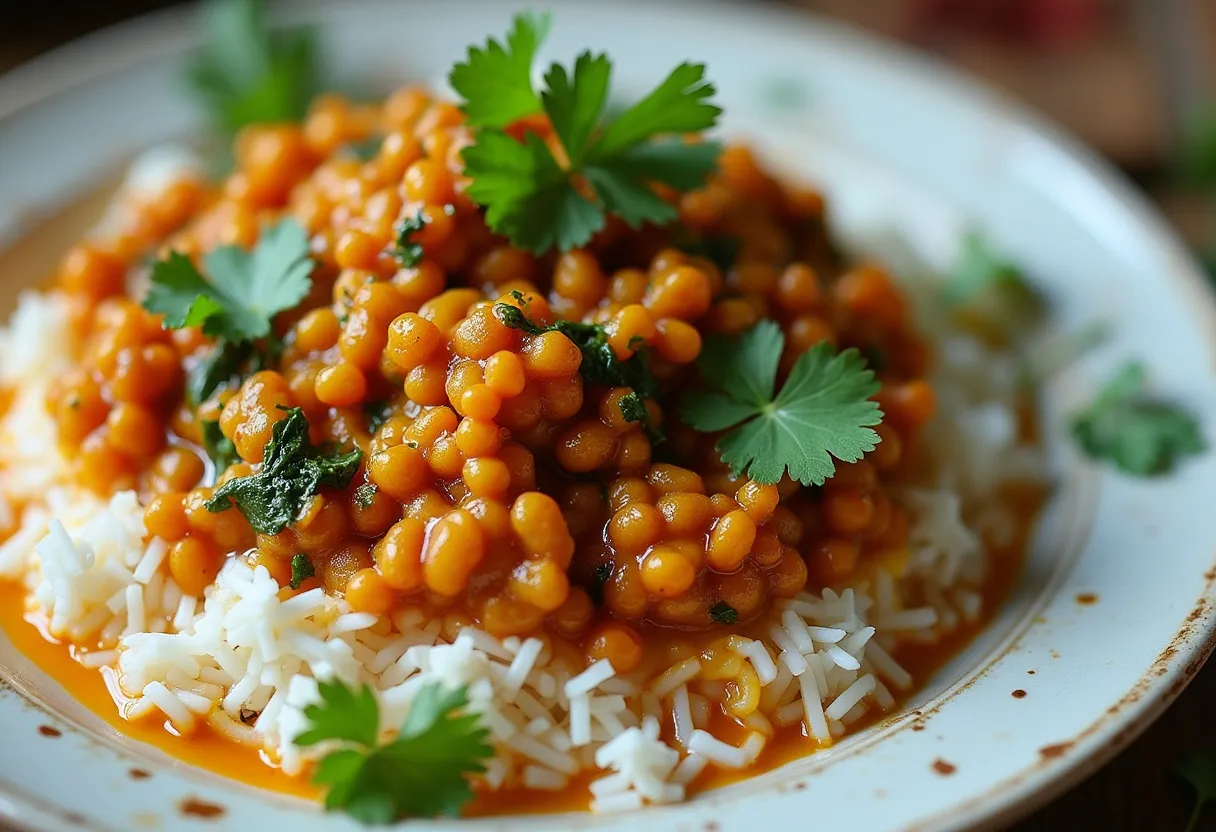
295, 679, 493, 824
205, 407, 362, 534
143, 218, 312, 403
682, 321, 883, 486
453, 14, 722, 253
200, 420, 240, 475
943, 230, 1046, 336
1070, 362, 1204, 477
186, 0, 319, 136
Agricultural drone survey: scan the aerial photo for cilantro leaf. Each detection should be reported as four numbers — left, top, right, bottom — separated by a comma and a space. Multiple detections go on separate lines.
145, 219, 313, 343
682, 320, 883, 486
1179, 751, 1216, 832
455, 15, 721, 254
588, 62, 721, 159
942, 230, 1046, 334
200, 420, 240, 474
463, 131, 603, 254
295, 678, 380, 748
289, 553, 314, 590
391, 211, 428, 268
542, 53, 611, 164
295, 679, 493, 823
185, 0, 319, 136
709, 601, 739, 624
449, 12, 552, 128
187, 340, 255, 405
205, 407, 362, 533
1070, 362, 1204, 477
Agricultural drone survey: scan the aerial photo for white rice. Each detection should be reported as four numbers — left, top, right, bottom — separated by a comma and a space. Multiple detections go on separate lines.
0, 281, 1047, 811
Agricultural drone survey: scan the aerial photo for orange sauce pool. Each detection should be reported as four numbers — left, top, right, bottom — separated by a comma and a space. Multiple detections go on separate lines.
0, 486, 1039, 815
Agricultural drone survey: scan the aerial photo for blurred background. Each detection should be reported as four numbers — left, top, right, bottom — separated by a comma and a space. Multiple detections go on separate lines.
2, 0, 1215, 828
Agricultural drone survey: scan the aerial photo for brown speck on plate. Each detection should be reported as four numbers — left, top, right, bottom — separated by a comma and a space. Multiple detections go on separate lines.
178, 798, 225, 820
931, 758, 957, 775
1039, 742, 1072, 760
129, 768, 152, 780
38, 725, 62, 737
1012, 689, 1028, 699
1027, 669, 1036, 675
1075, 592, 1098, 605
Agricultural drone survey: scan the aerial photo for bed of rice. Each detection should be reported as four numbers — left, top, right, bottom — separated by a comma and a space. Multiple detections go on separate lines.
0, 154, 1046, 812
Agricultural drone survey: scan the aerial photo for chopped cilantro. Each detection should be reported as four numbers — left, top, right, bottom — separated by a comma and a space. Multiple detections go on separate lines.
185, 0, 319, 136
200, 420, 240, 474
1070, 362, 1204, 477
1178, 751, 1216, 832
188, 340, 254, 405
146, 219, 311, 404
682, 320, 883, 486
494, 301, 662, 440
353, 483, 378, 510
289, 553, 314, 590
295, 679, 493, 823
392, 211, 428, 268
588, 562, 614, 607
144, 219, 312, 343
454, 14, 721, 253
709, 601, 739, 625
205, 407, 363, 534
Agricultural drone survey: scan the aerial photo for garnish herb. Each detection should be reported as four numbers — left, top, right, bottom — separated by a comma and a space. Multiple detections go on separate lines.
588, 562, 614, 607
493, 299, 662, 440
942, 230, 1046, 332
353, 483, 378, 510
682, 320, 883, 486
145, 219, 312, 343
1177, 751, 1216, 832
200, 420, 240, 474
205, 407, 363, 534
709, 601, 739, 625
186, 0, 319, 136
453, 14, 722, 253
295, 679, 493, 824
391, 211, 428, 268
145, 218, 312, 403
289, 553, 314, 590
1070, 362, 1204, 477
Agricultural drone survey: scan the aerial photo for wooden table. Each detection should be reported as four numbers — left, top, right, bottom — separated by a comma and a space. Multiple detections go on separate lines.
1, 3, 1214, 830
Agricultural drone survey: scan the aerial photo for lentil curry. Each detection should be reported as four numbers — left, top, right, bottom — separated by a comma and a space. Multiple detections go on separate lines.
0, 9, 1049, 823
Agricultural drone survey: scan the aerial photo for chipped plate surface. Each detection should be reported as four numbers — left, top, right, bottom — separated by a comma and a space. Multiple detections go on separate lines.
2, 1, 1216, 830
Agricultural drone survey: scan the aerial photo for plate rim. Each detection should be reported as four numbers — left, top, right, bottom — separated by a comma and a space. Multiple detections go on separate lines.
1, 2, 1215, 831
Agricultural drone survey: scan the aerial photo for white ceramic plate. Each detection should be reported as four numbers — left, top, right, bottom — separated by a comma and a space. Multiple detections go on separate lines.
2, 1, 1216, 830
